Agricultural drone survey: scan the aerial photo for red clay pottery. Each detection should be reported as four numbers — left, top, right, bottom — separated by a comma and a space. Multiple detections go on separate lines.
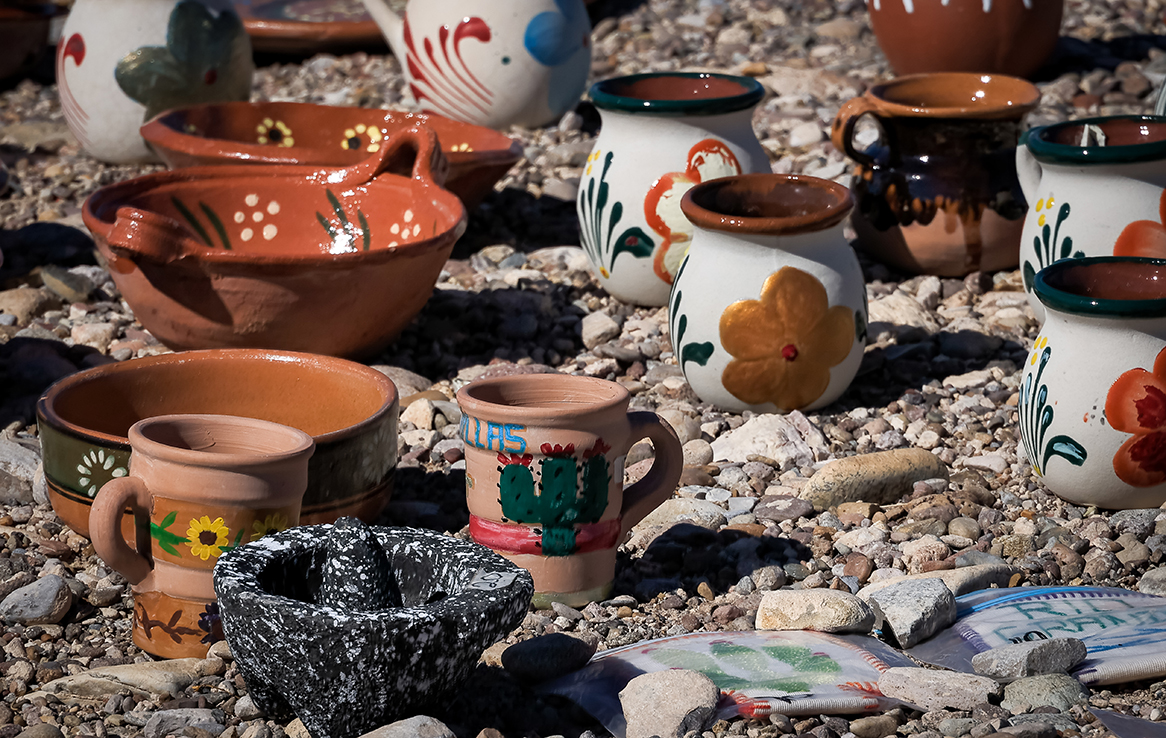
0, 4, 61, 82
36, 349, 398, 540
83, 125, 466, 357
831, 72, 1039, 277
457, 374, 683, 608
140, 101, 522, 208
232, 0, 384, 54
869, 0, 1063, 78
91, 413, 314, 659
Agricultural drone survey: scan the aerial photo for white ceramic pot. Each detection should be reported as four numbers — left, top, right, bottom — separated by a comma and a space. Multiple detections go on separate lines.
58, 0, 253, 164
669, 174, 867, 413
1017, 115, 1166, 322
1021, 257, 1166, 509
359, 0, 591, 130
578, 73, 770, 307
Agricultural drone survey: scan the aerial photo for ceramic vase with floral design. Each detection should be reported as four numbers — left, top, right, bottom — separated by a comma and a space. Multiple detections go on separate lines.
359, 0, 591, 129
58, 0, 253, 164
1020, 257, 1166, 509
670, 174, 866, 414
90, 414, 314, 658
578, 72, 770, 307
1017, 115, 1166, 322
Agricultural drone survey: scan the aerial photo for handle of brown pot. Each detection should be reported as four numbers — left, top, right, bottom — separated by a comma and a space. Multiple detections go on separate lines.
831, 96, 884, 167
619, 412, 683, 537
341, 125, 451, 188
91, 476, 153, 585
107, 206, 201, 264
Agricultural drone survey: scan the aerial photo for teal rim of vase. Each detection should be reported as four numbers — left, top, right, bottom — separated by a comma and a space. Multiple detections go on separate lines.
1021, 115, 1166, 165
1034, 256, 1166, 318
589, 72, 765, 116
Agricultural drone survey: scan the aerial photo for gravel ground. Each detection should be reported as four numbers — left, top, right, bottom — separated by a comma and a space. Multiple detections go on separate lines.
3, 0, 1166, 737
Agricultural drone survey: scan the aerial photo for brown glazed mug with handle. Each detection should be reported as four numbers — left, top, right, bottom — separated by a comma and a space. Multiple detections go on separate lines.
457, 374, 683, 608
91, 414, 314, 659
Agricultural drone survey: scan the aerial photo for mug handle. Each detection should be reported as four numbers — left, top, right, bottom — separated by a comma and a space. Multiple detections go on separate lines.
619, 413, 684, 537
830, 97, 884, 167
91, 477, 153, 585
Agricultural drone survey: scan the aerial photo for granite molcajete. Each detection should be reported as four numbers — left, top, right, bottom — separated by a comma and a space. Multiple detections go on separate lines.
36, 349, 398, 539
214, 518, 533, 738
81, 125, 466, 357
140, 101, 523, 208
91, 414, 314, 659
359, 0, 592, 129
832, 72, 1039, 277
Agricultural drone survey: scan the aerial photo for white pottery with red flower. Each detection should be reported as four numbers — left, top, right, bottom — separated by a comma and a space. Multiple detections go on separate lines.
58, 0, 252, 164
577, 72, 770, 307
359, 0, 591, 130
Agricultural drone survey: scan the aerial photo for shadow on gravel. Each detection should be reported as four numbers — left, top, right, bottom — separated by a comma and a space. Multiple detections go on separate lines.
0, 337, 103, 429
1035, 33, 1166, 80
453, 188, 582, 259
0, 223, 97, 287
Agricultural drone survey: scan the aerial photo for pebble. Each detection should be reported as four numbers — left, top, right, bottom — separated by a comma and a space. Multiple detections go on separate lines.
801, 448, 950, 511
501, 633, 597, 682
682, 439, 714, 466
1000, 674, 1090, 712
143, 708, 226, 738
634, 499, 727, 531
0, 574, 72, 625
356, 716, 455, 738
1139, 566, 1166, 595
620, 669, 719, 738
878, 667, 1003, 711
971, 638, 1088, 680
14, 726, 64, 738
581, 312, 620, 349
755, 589, 875, 633
863, 577, 955, 648
858, 564, 1017, 598
710, 412, 823, 467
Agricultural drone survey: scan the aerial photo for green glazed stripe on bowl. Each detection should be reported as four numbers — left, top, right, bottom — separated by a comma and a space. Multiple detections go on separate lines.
589, 72, 765, 115
1034, 256, 1166, 318
1023, 115, 1166, 165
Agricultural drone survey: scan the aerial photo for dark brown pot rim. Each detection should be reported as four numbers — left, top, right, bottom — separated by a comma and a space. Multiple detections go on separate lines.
1022, 115, 1166, 165
1034, 256, 1166, 318
36, 349, 398, 448
128, 414, 315, 469
680, 174, 853, 236
589, 72, 765, 115
457, 374, 629, 425
866, 72, 1040, 120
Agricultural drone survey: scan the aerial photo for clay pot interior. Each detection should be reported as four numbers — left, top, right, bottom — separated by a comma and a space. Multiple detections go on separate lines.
1046, 118, 1166, 148
1038, 258, 1166, 308
459, 374, 624, 414
680, 174, 853, 234
590, 72, 764, 112
868, 73, 1040, 118
599, 74, 753, 101
137, 414, 315, 460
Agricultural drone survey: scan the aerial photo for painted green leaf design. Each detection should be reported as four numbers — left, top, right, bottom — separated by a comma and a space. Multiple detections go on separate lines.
681, 342, 714, 369
161, 510, 177, 529
612, 227, 654, 262
1044, 435, 1087, 468
150, 522, 187, 557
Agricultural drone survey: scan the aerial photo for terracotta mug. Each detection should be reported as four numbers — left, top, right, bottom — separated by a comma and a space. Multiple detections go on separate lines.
456, 375, 683, 608
91, 414, 314, 659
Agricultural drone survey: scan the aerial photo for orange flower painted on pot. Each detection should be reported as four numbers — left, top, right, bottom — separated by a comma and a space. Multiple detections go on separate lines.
1105, 345, 1166, 487
644, 139, 742, 285
719, 266, 854, 411
1113, 190, 1166, 258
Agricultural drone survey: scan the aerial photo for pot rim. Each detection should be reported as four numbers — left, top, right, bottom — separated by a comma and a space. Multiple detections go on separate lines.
588, 72, 764, 116
456, 374, 629, 426
36, 348, 398, 449
680, 173, 853, 235
864, 72, 1040, 120
127, 413, 315, 468
1034, 256, 1166, 318
1021, 115, 1166, 165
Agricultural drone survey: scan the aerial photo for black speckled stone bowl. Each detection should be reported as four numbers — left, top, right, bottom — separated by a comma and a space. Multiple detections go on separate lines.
214, 521, 533, 738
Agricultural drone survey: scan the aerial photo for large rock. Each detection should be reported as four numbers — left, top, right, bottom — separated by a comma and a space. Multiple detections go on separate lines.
39, 658, 224, 699
863, 578, 955, 649
1001, 674, 1090, 712
501, 632, 597, 683
1138, 566, 1166, 596
857, 564, 1017, 599
755, 589, 875, 634
356, 716, 455, 738
710, 411, 827, 467
0, 575, 72, 625
0, 439, 39, 486
620, 669, 719, 738
971, 638, 1087, 680
878, 667, 1002, 711
800, 448, 949, 511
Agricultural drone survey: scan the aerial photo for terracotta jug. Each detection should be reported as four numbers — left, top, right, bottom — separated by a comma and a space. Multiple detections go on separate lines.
58, 0, 253, 164
91, 414, 314, 658
456, 374, 683, 608
831, 72, 1039, 277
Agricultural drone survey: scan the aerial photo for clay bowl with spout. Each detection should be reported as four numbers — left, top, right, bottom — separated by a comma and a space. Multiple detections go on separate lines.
140, 102, 522, 208
36, 348, 399, 541
83, 125, 467, 358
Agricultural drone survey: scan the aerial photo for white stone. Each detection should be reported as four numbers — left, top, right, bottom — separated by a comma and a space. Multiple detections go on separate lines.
621, 669, 719, 738
755, 589, 875, 633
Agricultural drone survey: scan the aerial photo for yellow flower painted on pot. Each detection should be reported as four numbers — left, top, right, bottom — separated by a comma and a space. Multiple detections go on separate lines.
719, 266, 854, 411
250, 513, 290, 542
585, 150, 601, 176
186, 516, 230, 560
256, 118, 294, 147
449, 143, 474, 152
341, 123, 383, 153
1034, 194, 1055, 228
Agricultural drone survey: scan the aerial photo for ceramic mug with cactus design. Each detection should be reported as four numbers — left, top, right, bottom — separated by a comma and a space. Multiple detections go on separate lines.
91, 414, 314, 659
457, 374, 683, 608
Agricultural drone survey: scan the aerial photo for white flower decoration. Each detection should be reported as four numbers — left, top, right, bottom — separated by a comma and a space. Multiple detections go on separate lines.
77, 449, 128, 497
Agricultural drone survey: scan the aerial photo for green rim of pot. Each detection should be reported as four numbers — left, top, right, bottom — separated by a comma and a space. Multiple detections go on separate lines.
1035, 256, 1166, 318
589, 72, 765, 115
1022, 115, 1166, 165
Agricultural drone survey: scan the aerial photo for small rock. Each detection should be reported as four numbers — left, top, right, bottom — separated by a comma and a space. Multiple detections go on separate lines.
581, 312, 620, 349
815, 17, 862, 40
1001, 674, 1089, 712
234, 695, 264, 721
501, 632, 597, 682
801, 448, 949, 511
848, 714, 899, 738
15, 726, 64, 738
963, 454, 1008, 475
1139, 566, 1166, 595
635, 499, 727, 531
620, 669, 719, 738
755, 589, 875, 633
858, 564, 1017, 598
971, 638, 1087, 680
400, 398, 435, 430
878, 667, 1002, 711
754, 494, 815, 522
863, 577, 955, 648
682, 439, 714, 467
789, 121, 824, 148
370, 366, 433, 397
40, 264, 93, 303
143, 708, 225, 738
356, 716, 455, 738
0, 574, 72, 625
0, 287, 60, 325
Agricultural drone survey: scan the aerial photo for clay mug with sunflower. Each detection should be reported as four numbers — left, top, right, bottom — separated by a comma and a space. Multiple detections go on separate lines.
91, 414, 314, 659
1016, 116, 1166, 323
1021, 257, 1166, 509
670, 174, 868, 414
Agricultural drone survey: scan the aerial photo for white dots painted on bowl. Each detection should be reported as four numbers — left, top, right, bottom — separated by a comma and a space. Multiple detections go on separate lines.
245, 194, 259, 207
253, 211, 264, 223
390, 223, 399, 235
241, 228, 254, 242
234, 212, 245, 223
268, 201, 281, 215
388, 241, 398, 248
404, 209, 414, 223
263, 224, 278, 240
413, 224, 421, 237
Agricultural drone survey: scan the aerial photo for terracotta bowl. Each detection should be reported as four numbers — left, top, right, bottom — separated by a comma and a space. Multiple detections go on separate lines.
36, 349, 399, 540
0, 4, 59, 81
140, 102, 522, 208
83, 125, 467, 358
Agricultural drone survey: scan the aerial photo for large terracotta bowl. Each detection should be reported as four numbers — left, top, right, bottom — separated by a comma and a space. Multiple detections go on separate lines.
83, 126, 467, 358
140, 102, 522, 208
36, 349, 399, 540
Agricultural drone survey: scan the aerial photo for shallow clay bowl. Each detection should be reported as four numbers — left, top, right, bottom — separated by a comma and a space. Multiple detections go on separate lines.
83, 125, 467, 358
140, 102, 522, 208
232, 0, 384, 55
36, 349, 399, 541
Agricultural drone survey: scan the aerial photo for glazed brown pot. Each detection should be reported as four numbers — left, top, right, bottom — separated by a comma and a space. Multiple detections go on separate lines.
83, 125, 466, 358
91, 414, 314, 659
0, 4, 60, 81
831, 72, 1039, 277
869, 0, 1064, 78
140, 102, 523, 208
36, 349, 398, 540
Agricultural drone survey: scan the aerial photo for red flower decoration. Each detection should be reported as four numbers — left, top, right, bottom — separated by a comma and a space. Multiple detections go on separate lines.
496, 452, 533, 466
583, 438, 612, 459
1105, 345, 1166, 487
540, 443, 576, 457
1113, 190, 1166, 259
